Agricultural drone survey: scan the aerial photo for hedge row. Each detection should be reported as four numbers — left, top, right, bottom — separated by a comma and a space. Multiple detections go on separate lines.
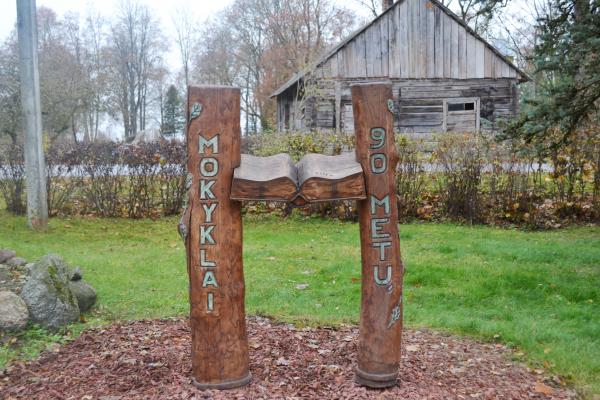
1, 131, 599, 228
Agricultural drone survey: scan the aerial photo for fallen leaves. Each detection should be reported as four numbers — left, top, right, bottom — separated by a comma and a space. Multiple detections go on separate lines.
534, 382, 555, 395
0, 317, 577, 399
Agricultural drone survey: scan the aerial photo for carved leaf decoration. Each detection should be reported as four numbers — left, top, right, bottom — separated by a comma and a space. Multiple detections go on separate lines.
189, 103, 202, 122
387, 99, 395, 114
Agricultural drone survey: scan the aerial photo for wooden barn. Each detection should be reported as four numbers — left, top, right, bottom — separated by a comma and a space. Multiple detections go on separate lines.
271, 0, 529, 136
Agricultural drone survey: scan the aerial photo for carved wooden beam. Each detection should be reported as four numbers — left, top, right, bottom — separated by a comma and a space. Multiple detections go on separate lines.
352, 83, 404, 388
184, 85, 251, 389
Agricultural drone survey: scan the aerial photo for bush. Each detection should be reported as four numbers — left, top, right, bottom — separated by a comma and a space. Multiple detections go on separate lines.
77, 142, 125, 217
1, 129, 598, 229
0, 143, 26, 215
433, 134, 484, 223
45, 142, 79, 216
395, 136, 427, 220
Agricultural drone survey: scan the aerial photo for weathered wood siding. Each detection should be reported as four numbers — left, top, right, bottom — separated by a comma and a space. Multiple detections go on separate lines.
318, 0, 518, 81
282, 78, 519, 136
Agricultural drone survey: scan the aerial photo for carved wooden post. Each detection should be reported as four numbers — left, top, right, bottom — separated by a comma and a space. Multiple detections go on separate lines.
181, 85, 251, 389
352, 83, 404, 388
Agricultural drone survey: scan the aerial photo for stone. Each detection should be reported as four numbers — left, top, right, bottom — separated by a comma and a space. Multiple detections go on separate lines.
0, 249, 16, 264
69, 280, 96, 312
20, 255, 80, 330
70, 267, 82, 281
0, 265, 11, 282
0, 290, 29, 331
0, 263, 28, 295
7, 257, 27, 268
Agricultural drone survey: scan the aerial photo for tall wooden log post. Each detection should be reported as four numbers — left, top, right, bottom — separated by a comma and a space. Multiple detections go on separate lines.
352, 83, 404, 388
182, 86, 251, 389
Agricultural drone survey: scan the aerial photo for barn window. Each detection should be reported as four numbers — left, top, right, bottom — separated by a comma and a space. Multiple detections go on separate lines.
447, 102, 475, 112
443, 98, 480, 132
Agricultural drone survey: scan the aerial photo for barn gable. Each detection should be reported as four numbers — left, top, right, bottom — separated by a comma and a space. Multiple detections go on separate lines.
272, 0, 527, 98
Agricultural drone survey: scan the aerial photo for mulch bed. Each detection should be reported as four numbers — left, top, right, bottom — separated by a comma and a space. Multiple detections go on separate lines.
0, 316, 576, 399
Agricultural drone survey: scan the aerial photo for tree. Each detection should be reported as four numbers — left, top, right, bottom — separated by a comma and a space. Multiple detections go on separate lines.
110, 0, 165, 142
81, 10, 112, 142
450, 0, 509, 35
161, 85, 184, 137
172, 6, 197, 88
38, 9, 90, 142
0, 34, 21, 145
192, 0, 356, 133
503, 0, 600, 149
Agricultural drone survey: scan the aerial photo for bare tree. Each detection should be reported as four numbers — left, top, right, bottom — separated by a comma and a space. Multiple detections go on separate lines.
447, 0, 508, 35
193, 0, 356, 132
0, 33, 22, 145
171, 5, 196, 88
110, 0, 165, 141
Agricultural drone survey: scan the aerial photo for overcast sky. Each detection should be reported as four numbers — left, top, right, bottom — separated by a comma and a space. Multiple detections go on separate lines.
1, 0, 531, 72
1, 0, 372, 42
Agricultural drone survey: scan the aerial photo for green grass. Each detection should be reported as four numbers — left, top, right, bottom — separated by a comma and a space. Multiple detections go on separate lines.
0, 213, 599, 396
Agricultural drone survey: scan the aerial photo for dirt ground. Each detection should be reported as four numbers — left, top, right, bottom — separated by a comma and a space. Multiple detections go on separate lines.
0, 316, 577, 399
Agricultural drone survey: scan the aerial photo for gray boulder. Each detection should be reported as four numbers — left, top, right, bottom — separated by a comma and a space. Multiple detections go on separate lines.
20, 255, 80, 329
0, 290, 29, 331
0, 265, 11, 282
69, 280, 96, 312
7, 257, 27, 267
0, 249, 16, 264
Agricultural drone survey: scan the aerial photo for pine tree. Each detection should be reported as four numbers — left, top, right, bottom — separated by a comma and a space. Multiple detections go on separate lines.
504, 0, 600, 149
161, 85, 185, 137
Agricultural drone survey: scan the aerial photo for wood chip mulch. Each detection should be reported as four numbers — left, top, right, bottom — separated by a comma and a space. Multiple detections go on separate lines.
0, 316, 577, 399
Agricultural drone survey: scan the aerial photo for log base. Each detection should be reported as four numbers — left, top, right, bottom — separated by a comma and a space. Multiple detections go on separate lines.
355, 367, 398, 388
192, 373, 252, 390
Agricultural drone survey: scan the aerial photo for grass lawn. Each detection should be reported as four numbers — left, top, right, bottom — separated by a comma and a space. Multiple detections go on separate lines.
0, 213, 599, 396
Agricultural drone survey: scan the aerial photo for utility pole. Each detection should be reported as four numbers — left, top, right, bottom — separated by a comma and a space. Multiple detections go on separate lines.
16, 0, 48, 230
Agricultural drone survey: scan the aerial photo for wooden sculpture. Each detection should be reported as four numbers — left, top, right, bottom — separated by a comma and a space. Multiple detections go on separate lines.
230, 152, 366, 205
180, 83, 403, 390
180, 86, 251, 389
352, 83, 404, 388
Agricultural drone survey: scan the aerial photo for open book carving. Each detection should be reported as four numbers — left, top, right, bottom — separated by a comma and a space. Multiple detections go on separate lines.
230, 152, 366, 206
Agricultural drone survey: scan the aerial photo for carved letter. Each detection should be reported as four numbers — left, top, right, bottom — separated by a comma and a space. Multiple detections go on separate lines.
202, 271, 218, 287
371, 218, 391, 239
370, 195, 390, 215
199, 135, 219, 154
202, 203, 217, 223
200, 225, 215, 245
200, 158, 219, 177
370, 153, 387, 174
372, 241, 392, 261
200, 180, 216, 199
374, 265, 392, 285
200, 249, 216, 267
207, 292, 214, 311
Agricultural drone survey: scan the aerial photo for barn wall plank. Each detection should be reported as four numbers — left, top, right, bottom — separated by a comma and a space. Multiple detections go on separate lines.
399, 1, 409, 78
442, 11, 451, 78
476, 39, 485, 78
457, 25, 466, 78
418, 0, 427, 78
389, 4, 400, 78
447, 16, 460, 79
426, 2, 436, 77
434, 7, 444, 78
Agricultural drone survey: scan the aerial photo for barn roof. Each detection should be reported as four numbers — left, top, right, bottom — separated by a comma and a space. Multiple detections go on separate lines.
271, 0, 529, 98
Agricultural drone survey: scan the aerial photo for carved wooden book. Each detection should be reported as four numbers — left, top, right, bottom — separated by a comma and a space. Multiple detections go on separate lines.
230, 152, 366, 206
